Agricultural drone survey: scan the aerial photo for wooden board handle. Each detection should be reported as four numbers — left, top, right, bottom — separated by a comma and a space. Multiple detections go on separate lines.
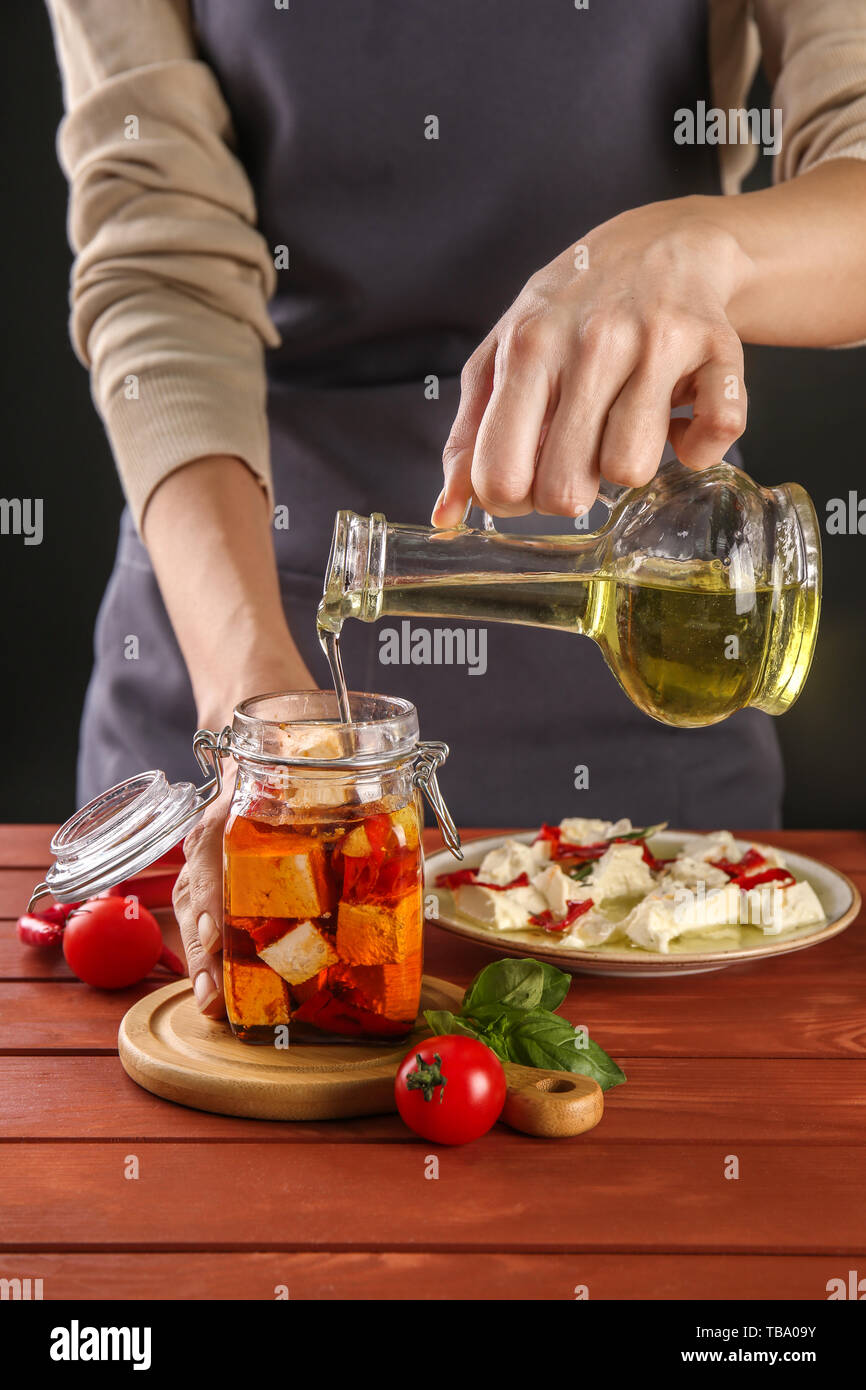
501, 1062, 603, 1138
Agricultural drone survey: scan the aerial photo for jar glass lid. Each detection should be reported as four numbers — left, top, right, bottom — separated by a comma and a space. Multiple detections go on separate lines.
29, 733, 225, 909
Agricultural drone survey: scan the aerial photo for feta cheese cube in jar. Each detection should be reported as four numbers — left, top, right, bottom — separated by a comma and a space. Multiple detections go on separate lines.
222, 691, 454, 1044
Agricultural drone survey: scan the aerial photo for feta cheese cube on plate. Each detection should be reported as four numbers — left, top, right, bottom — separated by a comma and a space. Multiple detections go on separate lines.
676, 830, 738, 864
478, 838, 549, 885
531, 863, 593, 918
454, 882, 547, 931
662, 856, 730, 891
748, 878, 825, 935
586, 843, 654, 902
558, 817, 632, 844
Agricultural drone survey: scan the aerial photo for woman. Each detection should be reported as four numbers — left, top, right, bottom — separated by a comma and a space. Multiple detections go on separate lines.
46, 0, 866, 1015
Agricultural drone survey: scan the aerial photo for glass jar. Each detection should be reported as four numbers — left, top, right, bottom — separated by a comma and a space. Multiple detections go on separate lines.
29, 690, 461, 1047
223, 690, 443, 1044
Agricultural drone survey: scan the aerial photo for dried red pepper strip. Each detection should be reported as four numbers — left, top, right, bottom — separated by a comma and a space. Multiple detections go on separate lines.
292, 987, 409, 1036
157, 945, 186, 975
556, 840, 608, 861
732, 866, 795, 890
530, 898, 596, 931
635, 840, 666, 872
16, 913, 65, 949
34, 902, 79, 928
363, 814, 394, 852
711, 848, 767, 878
243, 916, 302, 951
100, 870, 179, 909
435, 869, 531, 892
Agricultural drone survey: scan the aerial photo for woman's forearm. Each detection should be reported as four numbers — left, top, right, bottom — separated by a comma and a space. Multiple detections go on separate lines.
692, 159, 866, 347
142, 455, 316, 726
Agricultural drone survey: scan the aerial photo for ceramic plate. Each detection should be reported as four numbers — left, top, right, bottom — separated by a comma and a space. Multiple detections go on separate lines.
424, 830, 861, 976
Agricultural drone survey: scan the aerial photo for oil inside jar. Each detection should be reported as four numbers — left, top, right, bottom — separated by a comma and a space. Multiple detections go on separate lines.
223, 799, 423, 1043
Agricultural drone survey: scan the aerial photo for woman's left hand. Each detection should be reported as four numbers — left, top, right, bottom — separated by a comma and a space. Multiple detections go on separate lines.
432, 197, 755, 525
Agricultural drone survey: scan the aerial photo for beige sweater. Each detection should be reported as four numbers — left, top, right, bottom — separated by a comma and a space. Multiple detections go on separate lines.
46, 0, 866, 531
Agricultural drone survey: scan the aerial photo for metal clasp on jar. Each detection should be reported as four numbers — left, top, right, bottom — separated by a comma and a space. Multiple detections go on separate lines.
412, 741, 463, 860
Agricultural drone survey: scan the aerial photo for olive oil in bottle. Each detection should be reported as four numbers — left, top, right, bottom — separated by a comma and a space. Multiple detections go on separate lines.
318, 560, 818, 729
317, 466, 821, 729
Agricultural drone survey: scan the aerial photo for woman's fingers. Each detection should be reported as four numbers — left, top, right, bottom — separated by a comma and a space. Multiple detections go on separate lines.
433, 345, 495, 526
173, 804, 229, 1018
599, 364, 684, 490
470, 323, 553, 515
668, 353, 747, 470
533, 320, 639, 514
438, 223, 749, 522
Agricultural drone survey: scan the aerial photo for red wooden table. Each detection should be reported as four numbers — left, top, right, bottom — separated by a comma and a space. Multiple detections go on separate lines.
2, 824, 865, 1301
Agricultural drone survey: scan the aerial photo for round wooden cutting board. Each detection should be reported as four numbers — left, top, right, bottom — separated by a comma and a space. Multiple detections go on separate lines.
118, 975, 464, 1122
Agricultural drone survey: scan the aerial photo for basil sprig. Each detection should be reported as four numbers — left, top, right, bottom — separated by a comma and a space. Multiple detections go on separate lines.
424, 956, 626, 1091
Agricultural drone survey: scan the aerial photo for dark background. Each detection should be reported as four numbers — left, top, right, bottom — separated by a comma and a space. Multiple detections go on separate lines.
1, 7, 863, 826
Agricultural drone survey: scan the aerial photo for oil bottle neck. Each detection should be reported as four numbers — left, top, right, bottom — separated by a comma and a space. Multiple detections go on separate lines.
319, 510, 608, 633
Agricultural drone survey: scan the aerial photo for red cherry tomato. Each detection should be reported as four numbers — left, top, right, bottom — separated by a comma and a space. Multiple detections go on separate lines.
63, 896, 163, 989
394, 1035, 506, 1145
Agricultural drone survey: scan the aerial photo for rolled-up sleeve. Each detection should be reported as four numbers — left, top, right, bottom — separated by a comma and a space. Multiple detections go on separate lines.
46, 0, 280, 530
754, 0, 866, 181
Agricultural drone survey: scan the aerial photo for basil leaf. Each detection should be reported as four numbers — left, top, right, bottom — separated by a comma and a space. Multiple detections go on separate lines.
570, 1038, 627, 1092
462, 958, 546, 1015
501, 1010, 582, 1069
503, 1011, 626, 1091
568, 861, 596, 882
464, 1002, 533, 1032
423, 1010, 479, 1040
536, 962, 572, 1012
463, 958, 570, 1013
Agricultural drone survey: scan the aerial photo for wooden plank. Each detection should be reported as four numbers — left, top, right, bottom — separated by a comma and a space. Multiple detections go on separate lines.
0, 1250, 859, 1300
2, 1055, 865, 1144
0, 868, 179, 918
0, 870, 50, 918
0, 825, 54, 868
0, 981, 159, 1053
2, 1141, 865, 1254
0, 939, 74, 981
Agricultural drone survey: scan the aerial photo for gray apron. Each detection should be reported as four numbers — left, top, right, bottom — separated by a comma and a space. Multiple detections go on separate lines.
78, 0, 784, 829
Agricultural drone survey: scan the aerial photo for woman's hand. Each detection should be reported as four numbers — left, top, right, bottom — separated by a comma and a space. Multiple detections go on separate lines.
433, 198, 756, 524
173, 767, 235, 1019
173, 663, 317, 1018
